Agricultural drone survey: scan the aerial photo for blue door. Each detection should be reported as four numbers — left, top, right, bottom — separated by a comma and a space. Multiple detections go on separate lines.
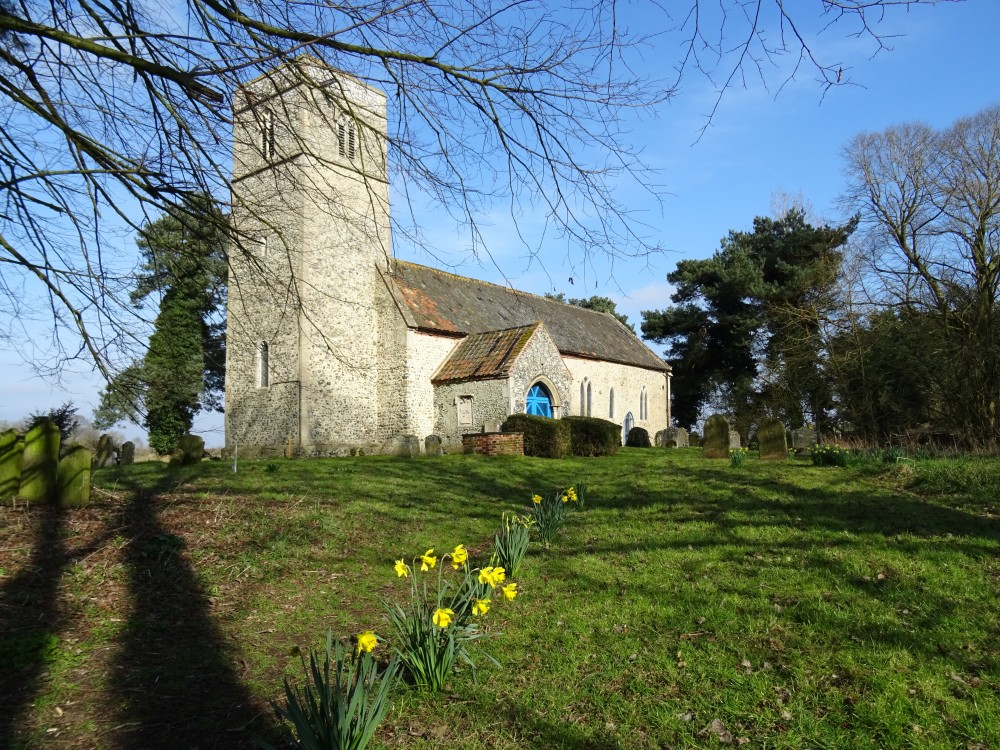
526, 383, 553, 417
623, 411, 634, 444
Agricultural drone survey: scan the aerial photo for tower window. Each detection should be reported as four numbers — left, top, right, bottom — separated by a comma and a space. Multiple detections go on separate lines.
338, 117, 356, 160
256, 341, 269, 388
609, 388, 615, 419
260, 108, 275, 160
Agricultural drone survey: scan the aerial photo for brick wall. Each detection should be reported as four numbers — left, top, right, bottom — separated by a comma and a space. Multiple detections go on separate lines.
462, 432, 524, 456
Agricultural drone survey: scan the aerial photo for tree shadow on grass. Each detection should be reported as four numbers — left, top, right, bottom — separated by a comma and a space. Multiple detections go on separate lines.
0, 502, 70, 748
105, 471, 279, 749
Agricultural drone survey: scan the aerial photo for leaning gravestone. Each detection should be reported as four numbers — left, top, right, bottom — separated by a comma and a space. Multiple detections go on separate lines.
94, 434, 115, 468
119, 441, 135, 466
702, 414, 731, 459
170, 434, 205, 466
758, 418, 788, 461
57, 445, 92, 508
19, 418, 60, 502
425, 435, 443, 456
791, 427, 817, 452
1, 430, 24, 499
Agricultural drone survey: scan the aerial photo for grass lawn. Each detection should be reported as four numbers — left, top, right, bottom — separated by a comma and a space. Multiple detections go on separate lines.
1, 448, 998, 749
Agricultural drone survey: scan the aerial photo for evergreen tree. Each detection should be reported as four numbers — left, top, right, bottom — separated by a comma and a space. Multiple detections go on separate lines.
95, 197, 227, 453
642, 209, 856, 435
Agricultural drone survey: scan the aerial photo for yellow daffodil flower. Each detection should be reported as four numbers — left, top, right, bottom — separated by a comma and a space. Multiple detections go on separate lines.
501, 582, 518, 600
450, 544, 468, 569
432, 608, 454, 628
472, 598, 491, 616
531, 494, 542, 504
478, 566, 507, 588
394, 559, 410, 578
565, 487, 578, 502
356, 630, 378, 654
419, 549, 437, 571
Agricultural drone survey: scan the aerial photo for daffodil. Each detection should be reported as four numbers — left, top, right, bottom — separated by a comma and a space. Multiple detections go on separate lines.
472, 598, 491, 616
531, 494, 542, 504
478, 566, 507, 588
394, 559, 410, 578
356, 630, 378, 654
501, 582, 518, 600
432, 608, 454, 628
564, 487, 578, 502
450, 544, 468, 569
419, 549, 437, 571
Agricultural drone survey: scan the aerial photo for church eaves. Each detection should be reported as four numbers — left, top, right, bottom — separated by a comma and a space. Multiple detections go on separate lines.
382, 260, 670, 372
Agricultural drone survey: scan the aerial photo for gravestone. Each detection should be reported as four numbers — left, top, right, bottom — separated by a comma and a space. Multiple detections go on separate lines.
659, 427, 688, 448
757, 418, 788, 461
702, 414, 731, 459
689, 431, 701, 447
389, 434, 420, 457
94, 434, 115, 468
57, 445, 91, 508
729, 432, 742, 450
483, 420, 503, 434
791, 427, 817, 451
19, 418, 60, 502
0, 430, 24, 499
425, 435, 443, 456
170, 434, 205, 466
119, 441, 135, 465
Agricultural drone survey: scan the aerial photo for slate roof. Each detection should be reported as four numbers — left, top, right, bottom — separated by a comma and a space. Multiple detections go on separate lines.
382, 260, 670, 372
432, 323, 540, 384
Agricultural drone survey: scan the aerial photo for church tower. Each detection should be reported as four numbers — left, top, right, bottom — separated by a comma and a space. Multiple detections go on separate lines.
225, 58, 391, 455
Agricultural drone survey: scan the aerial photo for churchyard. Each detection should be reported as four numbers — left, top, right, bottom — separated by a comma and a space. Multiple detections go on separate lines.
1, 447, 998, 749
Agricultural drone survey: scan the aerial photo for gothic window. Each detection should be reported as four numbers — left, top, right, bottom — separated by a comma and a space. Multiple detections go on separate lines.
457, 395, 473, 426
586, 381, 593, 417
623, 411, 635, 444
579, 381, 585, 415
609, 388, 615, 419
260, 108, 275, 160
640, 386, 648, 420
338, 116, 356, 160
257, 236, 268, 260
525, 382, 553, 418
256, 342, 269, 388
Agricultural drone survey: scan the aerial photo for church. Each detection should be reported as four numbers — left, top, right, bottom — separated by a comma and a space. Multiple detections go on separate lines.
224, 59, 671, 456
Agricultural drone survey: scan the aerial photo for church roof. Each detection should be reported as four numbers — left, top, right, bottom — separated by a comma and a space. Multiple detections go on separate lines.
432, 323, 541, 384
383, 260, 670, 372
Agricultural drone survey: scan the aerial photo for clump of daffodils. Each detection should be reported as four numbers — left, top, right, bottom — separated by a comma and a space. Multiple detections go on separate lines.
729, 447, 750, 468
385, 544, 519, 691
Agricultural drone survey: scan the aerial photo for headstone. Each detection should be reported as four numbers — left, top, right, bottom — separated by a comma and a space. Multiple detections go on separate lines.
389, 434, 420, 457
119, 441, 135, 466
57, 445, 92, 508
19, 418, 60, 502
170, 434, 205, 466
0, 430, 24, 499
757, 418, 788, 461
729, 431, 742, 450
94, 434, 115, 468
689, 431, 701, 448
663, 427, 689, 448
483, 420, 503, 434
791, 427, 817, 451
425, 435, 443, 456
702, 414, 731, 459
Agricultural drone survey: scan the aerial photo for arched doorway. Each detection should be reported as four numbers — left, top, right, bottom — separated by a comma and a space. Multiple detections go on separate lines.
526, 382, 554, 417
622, 411, 634, 444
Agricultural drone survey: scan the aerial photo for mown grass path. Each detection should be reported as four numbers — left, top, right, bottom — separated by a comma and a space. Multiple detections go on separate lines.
1, 449, 998, 748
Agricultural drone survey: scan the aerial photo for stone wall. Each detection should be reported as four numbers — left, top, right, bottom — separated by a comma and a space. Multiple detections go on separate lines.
462, 432, 524, 456
508, 325, 572, 417
405, 330, 463, 442
433, 378, 510, 449
562, 356, 669, 440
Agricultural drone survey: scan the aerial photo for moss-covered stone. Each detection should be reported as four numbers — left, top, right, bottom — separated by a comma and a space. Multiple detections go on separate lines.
169, 434, 205, 466
758, 418, 788, 461
702, 414, 730, 459
95, 434, 115, 468
19, 418, 60, 502
0, 429, 24, 499
57, 445, 92, 508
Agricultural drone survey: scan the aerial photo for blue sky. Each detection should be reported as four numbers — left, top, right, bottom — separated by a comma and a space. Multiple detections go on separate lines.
2, 0, 997, 446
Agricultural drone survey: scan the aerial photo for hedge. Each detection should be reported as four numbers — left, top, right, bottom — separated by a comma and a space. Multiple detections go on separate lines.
625, 426, 651, 448
502, 414, 571, 458
563, 416, 620, 457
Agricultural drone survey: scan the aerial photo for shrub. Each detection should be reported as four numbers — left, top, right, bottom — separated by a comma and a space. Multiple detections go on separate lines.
491, 513, 532, 578
502, 414, 570, 458
258, 629, 400, 750
624, 426, 651, 448
563, 416, 620, 456
530, 485, 581, 545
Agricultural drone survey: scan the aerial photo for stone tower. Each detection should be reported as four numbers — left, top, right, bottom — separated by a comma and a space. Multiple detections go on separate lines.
225, 58, 391, 455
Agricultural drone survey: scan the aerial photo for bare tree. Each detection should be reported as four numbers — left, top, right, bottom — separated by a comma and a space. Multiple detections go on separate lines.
0, 0, 951, 379
842, 104, 1000, 442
